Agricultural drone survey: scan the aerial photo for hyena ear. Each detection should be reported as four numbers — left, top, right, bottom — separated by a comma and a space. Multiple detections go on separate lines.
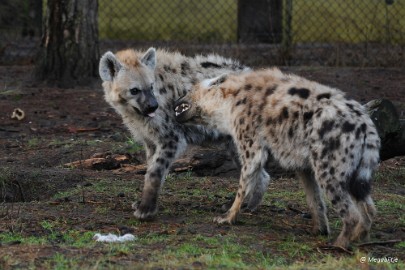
141, 47, 156, 70
99, 51, 122, 82
201, 73, 228, 88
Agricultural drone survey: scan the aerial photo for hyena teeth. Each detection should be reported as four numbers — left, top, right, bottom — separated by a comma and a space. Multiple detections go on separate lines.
175, 104, 189, 116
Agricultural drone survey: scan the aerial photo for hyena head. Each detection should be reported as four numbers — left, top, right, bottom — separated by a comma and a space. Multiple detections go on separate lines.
175, 74, 228, 126
99, 47, 159, 118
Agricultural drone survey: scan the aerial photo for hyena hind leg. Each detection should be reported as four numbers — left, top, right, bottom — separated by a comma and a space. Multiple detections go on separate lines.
324, 186, 362, 248
297, 170, 329, 236
354, 195, 376, 242
214, 149, 266, 224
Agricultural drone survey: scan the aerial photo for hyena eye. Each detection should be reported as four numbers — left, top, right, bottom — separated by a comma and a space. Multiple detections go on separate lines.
129, 88, 140, 95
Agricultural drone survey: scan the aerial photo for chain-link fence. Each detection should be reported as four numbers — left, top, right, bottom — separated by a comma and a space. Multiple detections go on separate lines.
1, 0, 404, 66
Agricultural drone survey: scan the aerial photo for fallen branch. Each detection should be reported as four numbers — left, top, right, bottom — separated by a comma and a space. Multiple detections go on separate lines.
64, 152, 234, 176
317, 245, 354, 255
64, 155, 131, 171
0, 127, 20, 132
67, 126, 100, 133
356, 239, 402, 247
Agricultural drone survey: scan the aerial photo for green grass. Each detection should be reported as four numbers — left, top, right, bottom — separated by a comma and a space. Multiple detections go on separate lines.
291, 0, 405, 44
1, 166, 404, 269
98, 0, 237, 42
98, 0, 405, 44
147, 234, 284, 269
0, 229, 95, 248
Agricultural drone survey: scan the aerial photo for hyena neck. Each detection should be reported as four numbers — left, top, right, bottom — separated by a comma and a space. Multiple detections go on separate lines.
153, 49, 246, 101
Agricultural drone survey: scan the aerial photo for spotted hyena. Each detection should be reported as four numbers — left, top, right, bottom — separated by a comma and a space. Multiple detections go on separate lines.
99, 47, 250, 220
175, 68, 380, 248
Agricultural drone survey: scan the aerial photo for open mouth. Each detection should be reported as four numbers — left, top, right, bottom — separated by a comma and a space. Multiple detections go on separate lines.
132, 106, 157, 118
175, 103, 190, 117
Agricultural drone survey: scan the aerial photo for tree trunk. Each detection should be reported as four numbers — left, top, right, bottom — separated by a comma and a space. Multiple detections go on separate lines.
35, 0, 99, 87
365, 99, 405, 161
237, 0, 283, 43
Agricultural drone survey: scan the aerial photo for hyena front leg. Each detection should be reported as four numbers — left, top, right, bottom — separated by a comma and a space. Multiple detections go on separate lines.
244, 169, 270, 211
296, 170, 329, 235
214, 147, 267, 224
133, 137, 186, 220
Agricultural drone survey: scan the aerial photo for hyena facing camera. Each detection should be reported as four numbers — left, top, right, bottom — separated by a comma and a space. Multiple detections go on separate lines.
175, 68, 380, 248
99, 47, 250, 220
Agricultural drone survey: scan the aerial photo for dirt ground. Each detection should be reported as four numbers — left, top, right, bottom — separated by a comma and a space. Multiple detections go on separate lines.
0, 65, 404, 269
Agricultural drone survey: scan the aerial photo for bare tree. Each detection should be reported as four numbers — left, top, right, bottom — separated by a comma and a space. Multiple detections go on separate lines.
35, 0, 99, 87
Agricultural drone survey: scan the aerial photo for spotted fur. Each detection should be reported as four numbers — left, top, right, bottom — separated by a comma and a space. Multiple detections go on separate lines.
99, 47, 249, 220
175, 68, 380, 248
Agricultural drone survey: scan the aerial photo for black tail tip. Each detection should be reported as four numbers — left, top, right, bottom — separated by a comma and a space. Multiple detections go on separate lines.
348, 177, 371, 201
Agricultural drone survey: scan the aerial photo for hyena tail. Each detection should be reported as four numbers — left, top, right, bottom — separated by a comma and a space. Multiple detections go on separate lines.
348, 124, 381, 202
347, 123, 380, 238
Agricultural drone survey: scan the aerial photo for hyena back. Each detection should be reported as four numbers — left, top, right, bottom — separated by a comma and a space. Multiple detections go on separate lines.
99, 48, 248, 220
175, 68, 380, 248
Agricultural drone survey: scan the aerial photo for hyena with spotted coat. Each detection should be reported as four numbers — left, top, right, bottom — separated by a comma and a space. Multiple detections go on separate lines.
175, 68, 380, 248
99, 48, 249, 220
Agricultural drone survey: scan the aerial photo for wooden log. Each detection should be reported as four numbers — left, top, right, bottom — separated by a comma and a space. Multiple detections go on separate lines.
365, 99, 405, 160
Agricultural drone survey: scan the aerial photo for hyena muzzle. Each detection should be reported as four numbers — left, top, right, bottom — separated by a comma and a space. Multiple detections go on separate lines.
174, 69, 380, 248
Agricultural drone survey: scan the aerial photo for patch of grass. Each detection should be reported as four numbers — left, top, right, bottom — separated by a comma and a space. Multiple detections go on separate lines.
0, 232, 47, 245
124, 137, 144, 153
110, 136, 144, 154
51, 177, 134, 201
277, 236, 313, 259
147, 234, 290, 269
63, 231, 95, 248
45, 253, 79, 270
377, 198, 404, 212
107, 242, 138, 256
137, 232, 171, 246
374, 167, 405, 186
27, 137, 40, 149
0, 229, 95, 248
40, 220, 55, 231
264, 188, 306, 209
376, 198, 404, 227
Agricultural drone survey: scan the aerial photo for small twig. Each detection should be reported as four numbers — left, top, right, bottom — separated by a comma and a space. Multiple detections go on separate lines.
12, 180, 25, 202
287, 205, 305, 214
357, 239, 402, 247
80, 143, 86, 203
0, 127, 19, 132
318, 245, 354, 255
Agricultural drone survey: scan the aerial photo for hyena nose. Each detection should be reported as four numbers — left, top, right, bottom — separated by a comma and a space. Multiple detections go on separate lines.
147, 101, 158, 113
149, 104, 158, 112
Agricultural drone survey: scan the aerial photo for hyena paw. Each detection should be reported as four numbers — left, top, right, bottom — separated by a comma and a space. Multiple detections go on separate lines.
310, 222, 330, 236
132, 201, 157, 220
213, 213, 237, 225
312, 226, 330, 236
333, 236, 350, 249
